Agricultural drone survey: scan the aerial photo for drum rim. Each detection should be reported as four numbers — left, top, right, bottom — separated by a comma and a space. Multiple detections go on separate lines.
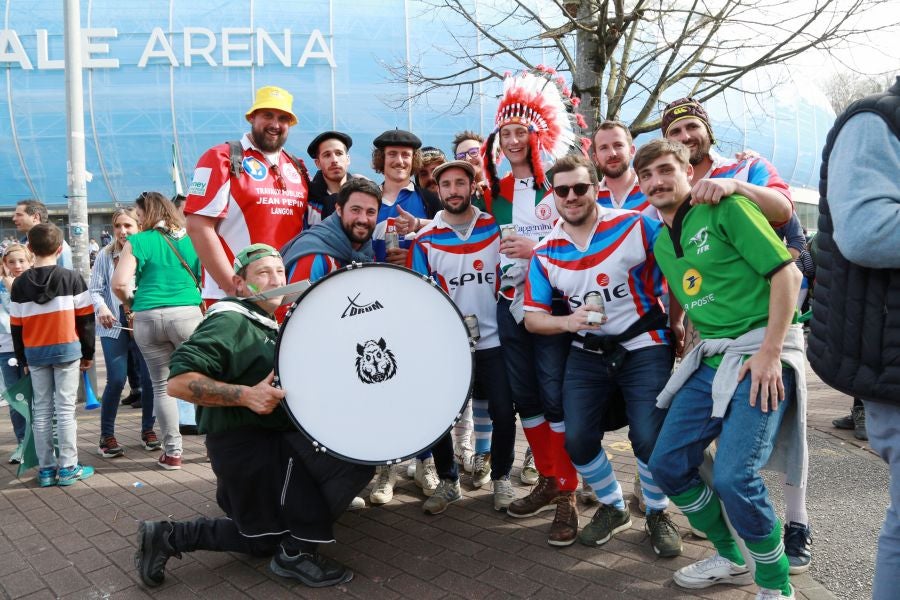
274, 261, 475, 466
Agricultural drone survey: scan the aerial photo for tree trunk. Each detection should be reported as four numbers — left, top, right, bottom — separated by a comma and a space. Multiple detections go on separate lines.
573, 0, 601, 133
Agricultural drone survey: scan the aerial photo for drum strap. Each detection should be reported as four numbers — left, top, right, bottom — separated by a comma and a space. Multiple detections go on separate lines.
204, 299, 278, 330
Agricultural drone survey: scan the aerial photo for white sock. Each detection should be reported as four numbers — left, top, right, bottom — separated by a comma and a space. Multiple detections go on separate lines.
783, 479, 809, 526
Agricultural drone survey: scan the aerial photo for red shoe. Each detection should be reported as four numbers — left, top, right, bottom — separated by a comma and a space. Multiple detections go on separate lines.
158, 453, 182, 470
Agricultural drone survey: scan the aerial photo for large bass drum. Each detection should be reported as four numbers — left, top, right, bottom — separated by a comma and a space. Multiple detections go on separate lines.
275, 262, 474, 465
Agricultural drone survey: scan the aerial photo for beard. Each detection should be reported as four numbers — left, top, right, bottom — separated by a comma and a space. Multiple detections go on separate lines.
250, 126, 287, 153
561, 203, 596, 227
688, 137, 711, 166
599, 160, 629, 179
442, 195, 472, 215
342, 220, 374, 245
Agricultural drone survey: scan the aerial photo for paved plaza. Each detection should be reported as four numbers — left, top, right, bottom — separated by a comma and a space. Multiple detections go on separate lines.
0, 363, 887, 599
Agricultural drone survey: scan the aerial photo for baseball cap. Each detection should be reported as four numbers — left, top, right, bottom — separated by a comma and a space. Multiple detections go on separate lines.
233, 243, 282, 274
432, 160, 476, 182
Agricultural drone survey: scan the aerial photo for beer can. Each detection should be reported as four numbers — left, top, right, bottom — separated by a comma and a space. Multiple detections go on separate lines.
385, 231, 400, 250
500, 224, 517, 240
464, 314, 481, 341
584, 291, 605, 325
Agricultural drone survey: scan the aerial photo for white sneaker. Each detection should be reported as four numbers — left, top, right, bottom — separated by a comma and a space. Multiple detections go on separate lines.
415, 457, 439, 496
472, 453, 491, 489
348, 496, 365, 510
756, 585, 794, 599
578, 481, 599, 505
8, 442, 24, 465
454, 441, 475, 473
520, 447, 538, 485
370, 466, 396, 505
673, 553, 753, 589
406, 462, 416, 478
493, 476, 516, 511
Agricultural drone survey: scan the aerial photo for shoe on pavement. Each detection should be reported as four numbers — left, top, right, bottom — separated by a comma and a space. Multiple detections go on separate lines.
370, 465, 396, 505
179, 424, 198, 435
423, 478, 462, 515
348, 496, 365, 511
472, 452, 491, 489
141, 430, 162, 451
269, 549, 353, 587
414, 457, 439, 496
548, 492, 578, 546
784, 521, 812, 574
578, 502, 631, 546
158, 453, 182, 470
507, 475, 560, 518
454, 440, 475, 473
578, 480, 599, 505
130, 399, 143, 409
493, 476, 516, 511
135, 520, 179, 587
8, 441, 24, 464
37, 467, 58, 487
832, 413, 854, 429
99, 435, 125, 458
645, 509, 682, 557
520, 447, 538, 485
673, 553, 753, 589
58, 464, 95, 486
756, 585, 795, 599
852, 404, 868, 440
121, 391, 139, 405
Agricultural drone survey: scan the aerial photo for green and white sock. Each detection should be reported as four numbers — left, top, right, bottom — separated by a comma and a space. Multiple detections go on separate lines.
746, 520, 791, 596
670, 483, 744, 566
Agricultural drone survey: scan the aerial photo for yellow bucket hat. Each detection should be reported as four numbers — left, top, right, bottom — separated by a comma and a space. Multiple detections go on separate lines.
245, 86, 298, 126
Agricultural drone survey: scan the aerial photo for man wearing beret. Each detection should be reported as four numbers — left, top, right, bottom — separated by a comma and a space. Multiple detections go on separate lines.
306, 131, 353, 226
184, 86, 311, 302
370, 129, 441, 265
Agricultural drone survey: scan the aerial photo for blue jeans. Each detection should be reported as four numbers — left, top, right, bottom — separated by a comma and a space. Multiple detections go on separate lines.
1, 351, 26, 442
563, 345, 672, 465
865, 400, 900, 600
99, 333, 155, 437
496, 298, 569, 422
649, 364, 795, 542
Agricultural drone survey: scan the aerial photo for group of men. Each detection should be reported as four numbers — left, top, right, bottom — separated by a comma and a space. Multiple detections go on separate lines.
130, 76, 899, 600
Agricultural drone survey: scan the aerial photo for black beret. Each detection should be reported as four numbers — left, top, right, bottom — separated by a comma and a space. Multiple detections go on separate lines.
307, 131, 353, 158
373, 129, 422, 150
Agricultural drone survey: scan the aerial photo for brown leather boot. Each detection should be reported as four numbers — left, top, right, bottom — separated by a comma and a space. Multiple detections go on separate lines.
548, 491, 578, 546
507, 475, 561, 518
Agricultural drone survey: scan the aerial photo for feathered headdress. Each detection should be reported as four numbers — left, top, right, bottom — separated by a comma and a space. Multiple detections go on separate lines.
482, 66, 587, 196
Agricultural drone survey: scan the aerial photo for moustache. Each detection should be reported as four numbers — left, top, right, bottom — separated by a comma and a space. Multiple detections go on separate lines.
648, 186, 673, 196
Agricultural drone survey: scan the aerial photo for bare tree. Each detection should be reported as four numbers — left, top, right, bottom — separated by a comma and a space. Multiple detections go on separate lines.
387, 0, 896, 135
822, 71, 893, 114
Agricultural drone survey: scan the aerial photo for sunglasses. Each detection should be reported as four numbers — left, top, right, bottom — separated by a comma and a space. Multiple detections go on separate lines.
553, 183, 594, 197
455, 147, 480, 160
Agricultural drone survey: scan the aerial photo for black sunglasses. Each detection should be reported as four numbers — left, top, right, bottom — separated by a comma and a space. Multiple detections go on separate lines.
553, 183, 594, 197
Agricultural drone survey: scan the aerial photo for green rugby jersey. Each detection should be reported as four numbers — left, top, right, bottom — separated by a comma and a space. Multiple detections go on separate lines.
654, 196, 795, 366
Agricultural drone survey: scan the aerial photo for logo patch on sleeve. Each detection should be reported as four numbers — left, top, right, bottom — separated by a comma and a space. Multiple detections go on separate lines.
188, 167, 212, 196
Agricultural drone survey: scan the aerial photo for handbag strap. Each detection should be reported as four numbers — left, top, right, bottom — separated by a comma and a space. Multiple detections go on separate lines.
158, 230, 200, 291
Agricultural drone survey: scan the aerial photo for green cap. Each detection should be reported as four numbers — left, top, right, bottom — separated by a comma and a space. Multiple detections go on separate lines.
233, 243, 281, 273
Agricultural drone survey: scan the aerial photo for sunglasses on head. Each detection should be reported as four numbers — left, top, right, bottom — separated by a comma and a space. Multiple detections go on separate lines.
553, 183, 594, 197
455, 147, 480, 160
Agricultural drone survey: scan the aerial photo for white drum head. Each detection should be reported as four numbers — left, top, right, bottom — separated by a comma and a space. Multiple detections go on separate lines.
276, 263, 474, 465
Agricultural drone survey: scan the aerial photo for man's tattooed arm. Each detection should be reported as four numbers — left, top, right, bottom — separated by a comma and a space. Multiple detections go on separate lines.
168, 371, 285, 415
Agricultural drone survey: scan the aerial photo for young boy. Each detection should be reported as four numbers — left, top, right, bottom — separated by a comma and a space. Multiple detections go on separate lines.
10, 223, 95, 487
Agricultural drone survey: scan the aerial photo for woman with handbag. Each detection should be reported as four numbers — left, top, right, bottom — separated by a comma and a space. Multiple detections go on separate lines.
112, 192, 203, 470
90, 207, 160, 458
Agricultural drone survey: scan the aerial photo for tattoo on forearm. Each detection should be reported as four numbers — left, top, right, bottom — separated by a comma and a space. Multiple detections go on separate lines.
187, 377, 243, 406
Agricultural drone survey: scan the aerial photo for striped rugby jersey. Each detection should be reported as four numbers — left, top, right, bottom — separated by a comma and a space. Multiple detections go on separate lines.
524, 207, 670, 352
408, 208, 501, 350
596, 173, 659, 219
704, 151, 792, 203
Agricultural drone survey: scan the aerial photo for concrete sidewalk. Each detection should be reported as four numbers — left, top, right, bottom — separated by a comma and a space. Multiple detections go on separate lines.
0, 365, 882, 599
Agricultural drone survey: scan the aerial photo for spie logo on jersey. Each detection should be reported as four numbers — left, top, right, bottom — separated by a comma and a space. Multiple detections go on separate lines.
242, 157, 268, 181
596, 273, 610, 286
535, 202, 553, 220
473, 260, 484, 272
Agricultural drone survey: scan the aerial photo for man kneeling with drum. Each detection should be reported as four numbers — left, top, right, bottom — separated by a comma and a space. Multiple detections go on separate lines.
135, 244, 374, 589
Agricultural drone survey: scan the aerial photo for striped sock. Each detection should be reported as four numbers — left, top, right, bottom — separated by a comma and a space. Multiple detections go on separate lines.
575, 449, 625, 510
746, 520, 791, 595
670, 483, 744, 566
521, 415, 553, 476
549, 422, 578, 491
472, 399, 492, 455
636, 459, 669, 512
